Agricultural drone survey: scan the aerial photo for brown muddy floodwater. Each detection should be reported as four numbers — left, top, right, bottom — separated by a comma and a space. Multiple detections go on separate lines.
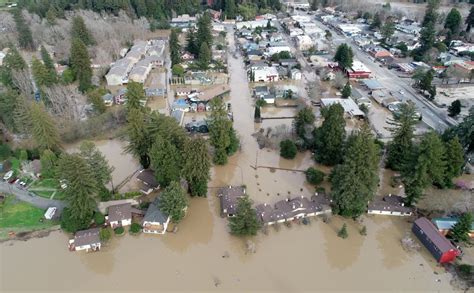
65, 139, 141, 191
0, 28, 457, 292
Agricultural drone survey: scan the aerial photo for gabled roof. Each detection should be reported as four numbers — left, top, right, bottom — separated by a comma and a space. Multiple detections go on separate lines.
414, 217, 457, 253
74, 228, 100, 247
368, 195, 412, 214
137, 169, 159, 188
108, 203, 132, 222
143, 197, 169, 224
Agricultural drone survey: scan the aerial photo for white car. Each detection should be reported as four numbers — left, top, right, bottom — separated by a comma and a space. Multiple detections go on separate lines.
3, 170, 13, 181
399, 90, 405, 95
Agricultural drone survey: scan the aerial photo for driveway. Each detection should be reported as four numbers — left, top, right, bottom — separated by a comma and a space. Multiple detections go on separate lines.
0, 181, 66, 210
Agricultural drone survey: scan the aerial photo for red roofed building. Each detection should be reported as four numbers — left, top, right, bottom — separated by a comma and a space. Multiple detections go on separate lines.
347, 60, 371, 79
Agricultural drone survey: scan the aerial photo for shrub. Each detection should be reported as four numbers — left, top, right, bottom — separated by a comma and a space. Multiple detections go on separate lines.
130, 223, 142, 234
280, 139, 297, 159
60, 208, 92, 233
316, 187, 326, 194
94, 211, 105, 226
114, 226, 125, 235
99, 187, 112, 201
338, 223, 348, 239
359, 226, 367, 236
123, 191, 141, 199
305, 167, 325, 185
0, 143, 12, 160
99, 227, 112, 241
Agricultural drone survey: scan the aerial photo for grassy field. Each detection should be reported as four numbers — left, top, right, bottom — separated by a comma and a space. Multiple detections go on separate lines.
0, 196, 56, 240
30, 178, 59, 189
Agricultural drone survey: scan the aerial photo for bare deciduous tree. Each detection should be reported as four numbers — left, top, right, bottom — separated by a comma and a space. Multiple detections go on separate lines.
43, 84, 88, 123
12, 69, 34, 98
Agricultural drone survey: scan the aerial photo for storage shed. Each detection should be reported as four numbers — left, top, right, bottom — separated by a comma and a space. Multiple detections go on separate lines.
412, 217, 460, 263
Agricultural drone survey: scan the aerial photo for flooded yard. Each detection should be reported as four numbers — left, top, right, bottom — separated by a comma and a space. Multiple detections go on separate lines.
0, 27, 463, 292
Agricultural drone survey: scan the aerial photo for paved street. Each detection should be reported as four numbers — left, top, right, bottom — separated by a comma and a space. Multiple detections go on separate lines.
0, 181, 65, 210
289, 11, 457, 131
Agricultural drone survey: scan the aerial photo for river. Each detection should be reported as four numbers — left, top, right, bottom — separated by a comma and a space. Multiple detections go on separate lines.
0, 27, 456, 292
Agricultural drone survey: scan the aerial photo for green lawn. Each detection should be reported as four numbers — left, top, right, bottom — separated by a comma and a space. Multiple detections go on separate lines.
0, 196, 56, 232
10, 158, 20, 172
30, 178, 59, 189
33, 190, 55, 199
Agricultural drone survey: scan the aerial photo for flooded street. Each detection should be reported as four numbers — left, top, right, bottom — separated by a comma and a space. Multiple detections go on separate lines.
0, 28, 457, 292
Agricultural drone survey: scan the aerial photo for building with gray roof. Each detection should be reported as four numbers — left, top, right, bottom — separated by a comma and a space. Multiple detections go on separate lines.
142, 197, 170, 235
218, 186, 246, 217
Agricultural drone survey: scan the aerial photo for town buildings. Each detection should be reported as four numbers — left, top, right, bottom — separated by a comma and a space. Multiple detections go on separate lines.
367, 195, 413, 216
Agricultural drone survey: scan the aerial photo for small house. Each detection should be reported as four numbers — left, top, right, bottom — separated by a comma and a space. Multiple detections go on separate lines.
217, 186, 246, 217
432, 218, 474, 238
252, 66, 279, 83
291, 69, 302, 80
172, 99, 191, 112
107, 203, 132, 228
254, 86, 269, 98
261, 93, 276, 104
367, 195, 413, 216
142, 197, 170, 234
136, 169, 160, 195
102, 93, 114, 106
69, 228, 101, 252
412, 217, 460, 263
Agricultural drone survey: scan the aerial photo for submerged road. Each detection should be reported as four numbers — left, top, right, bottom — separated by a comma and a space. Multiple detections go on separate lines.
0, 181, 65, 210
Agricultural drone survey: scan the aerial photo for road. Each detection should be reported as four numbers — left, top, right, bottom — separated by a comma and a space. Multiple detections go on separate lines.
287, 11, 457, 131
0, 181, 65, 210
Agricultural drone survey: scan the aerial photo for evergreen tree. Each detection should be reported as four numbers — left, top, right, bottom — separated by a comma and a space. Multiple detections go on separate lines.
182, 137, 211, 197
330, 124, 380, 218
381, 19, 395, 43
198, 42, 211, 70
149, 135, 182, 188
158, 181, 188, 223
125, 81, 146, 113
386, 103, 418, 171
69, 38, 92, 92
422, 0, 440, 27
71, 16, 95, 46
0, 45, 26, 88
40, 149, 57, 178
31, 57, 56, 87
338, 223, 348, 238
196, 12, 213, 51
185, 29, 199, 56
310, 0, 319, 11
341, 82, 351, 98
0, 89, 20, 131
57, 153, 97, 226
442, 106, 473, 152
450, 213, 473, 243
40, 45, 57, 82
79, 141, 114, 187
419, 21, 436, 53
334, 43, 354, 69
370, 13, 382, 30
313, 104, 346, 166
29, 102, 61, 151
466, 6, 474, 32
13, 95, 32, 134
448, 100, 461, 117
280, 139, 297, 159
170, 29, 181, 66
208, 97, 234, 165
12, 9, 34, 50
224, 0, 236, 19
125, 108, 152, 168
305, 167, 324, 185
46, 6, 57, 25
444, 8, 462, 36
444, 136, 464, 186
294, 107, 315, 140
227, 127, 239, 156
229, 196, 261, 236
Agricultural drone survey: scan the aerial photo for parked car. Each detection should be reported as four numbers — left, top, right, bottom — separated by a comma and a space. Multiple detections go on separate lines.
3, 170, 14, 181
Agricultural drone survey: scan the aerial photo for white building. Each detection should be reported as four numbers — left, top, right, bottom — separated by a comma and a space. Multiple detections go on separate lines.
129, 59, 152, 83
142, 197, 171, 235
368, 195, 413, 216
291, 69, 302, 80
235, 19, 268, 30
105, 58, 136, 86
338, 24, 363, 36
320, 98, 365, 118
267, 45, 292, 55
252, 66, 279, 83
107, 203, 132, 228
69, 228, 101, 252
295, 35, 313, 51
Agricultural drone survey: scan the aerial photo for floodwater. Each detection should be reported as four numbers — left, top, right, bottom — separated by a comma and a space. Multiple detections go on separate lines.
0, 28, 457, 292
65, 139, 141, 190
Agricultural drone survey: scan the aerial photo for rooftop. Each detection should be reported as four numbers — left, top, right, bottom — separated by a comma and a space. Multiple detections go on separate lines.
320, 98, 365, 117
137, 169, 159, 188
218, 186, 246, 216
368, 195, 412, 214
414, 217, 457, 253
108, 203, 132, 223
74, 228, 100, 247
143, 197, 169, 224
